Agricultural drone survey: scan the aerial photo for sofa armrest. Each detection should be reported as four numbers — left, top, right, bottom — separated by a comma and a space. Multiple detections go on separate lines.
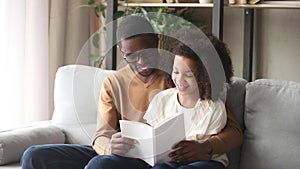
0, 122, 65, 165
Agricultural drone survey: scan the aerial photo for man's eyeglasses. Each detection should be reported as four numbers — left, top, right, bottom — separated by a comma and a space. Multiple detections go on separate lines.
119, 48, 157, 63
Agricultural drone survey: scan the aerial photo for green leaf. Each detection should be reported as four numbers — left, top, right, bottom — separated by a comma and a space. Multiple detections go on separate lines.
92, 33, 99, 48
114, 11, 125, 19
140, 7, 148, 17
95, 6, 100, 13
89, 55, 100, 61
88, 0, 95, 5
89, 54, 105, 67
102, 10, 106, 18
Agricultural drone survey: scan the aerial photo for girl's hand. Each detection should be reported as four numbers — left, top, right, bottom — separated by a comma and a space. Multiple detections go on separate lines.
168, 140, 212, 163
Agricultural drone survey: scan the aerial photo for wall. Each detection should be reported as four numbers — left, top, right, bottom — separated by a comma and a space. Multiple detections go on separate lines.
195, 7, 300, 82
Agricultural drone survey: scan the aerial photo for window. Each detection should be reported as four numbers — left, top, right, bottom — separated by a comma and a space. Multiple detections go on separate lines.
0, 0, 49, 130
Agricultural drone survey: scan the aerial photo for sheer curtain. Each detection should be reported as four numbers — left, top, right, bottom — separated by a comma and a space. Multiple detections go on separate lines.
49, 0, 93, 116
0, 0, 49, 130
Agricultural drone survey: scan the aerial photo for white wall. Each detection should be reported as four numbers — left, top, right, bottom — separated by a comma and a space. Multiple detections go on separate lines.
224, 8, 300, 82
195, 7, 300, 82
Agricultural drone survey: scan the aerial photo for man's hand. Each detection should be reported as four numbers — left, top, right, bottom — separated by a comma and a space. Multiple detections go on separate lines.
168, 140, 212, 163
110, 132, 137, 155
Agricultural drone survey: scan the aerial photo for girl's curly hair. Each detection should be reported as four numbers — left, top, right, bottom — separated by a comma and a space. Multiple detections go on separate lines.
165, 29, 233, 100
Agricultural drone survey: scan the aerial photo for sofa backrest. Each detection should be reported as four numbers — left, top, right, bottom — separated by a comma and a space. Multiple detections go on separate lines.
226, 77, 248, 169
51, 65, 115, 145
51, 65, 249, 165
240, 79, 300, 169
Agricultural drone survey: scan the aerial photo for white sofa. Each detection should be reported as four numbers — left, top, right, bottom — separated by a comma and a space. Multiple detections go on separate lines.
0, 65, 115, 168
1, 64, 300, 169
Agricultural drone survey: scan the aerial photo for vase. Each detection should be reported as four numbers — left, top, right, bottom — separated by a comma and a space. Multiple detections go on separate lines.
199, 0, 213, 4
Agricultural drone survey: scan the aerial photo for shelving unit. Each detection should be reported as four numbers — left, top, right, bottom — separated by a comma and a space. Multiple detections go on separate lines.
119, 2, 213, 7
229, 4, 300, 9
105, 1, 300, 81
229, 1, 300, 81
105, 0, 224, 70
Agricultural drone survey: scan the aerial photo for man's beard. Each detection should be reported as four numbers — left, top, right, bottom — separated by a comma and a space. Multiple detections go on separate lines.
130, 64, 156, 77
137, 67, 155, 77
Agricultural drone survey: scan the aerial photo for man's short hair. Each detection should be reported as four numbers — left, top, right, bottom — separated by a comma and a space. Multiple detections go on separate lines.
116, 15, 155, 43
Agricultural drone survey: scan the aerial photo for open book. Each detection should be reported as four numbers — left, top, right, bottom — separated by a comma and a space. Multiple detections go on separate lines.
119, 113, 185, 166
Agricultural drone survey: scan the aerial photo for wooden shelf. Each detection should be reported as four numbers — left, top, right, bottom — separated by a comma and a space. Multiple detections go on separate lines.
105, 0, 224, 70
110, 2, 300, 9
229, 4, 300, 9
229, 1, 300, 9
118, 2, 213, 8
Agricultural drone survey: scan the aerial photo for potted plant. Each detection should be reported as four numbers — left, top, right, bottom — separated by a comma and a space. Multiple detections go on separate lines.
88, 0, 206, 67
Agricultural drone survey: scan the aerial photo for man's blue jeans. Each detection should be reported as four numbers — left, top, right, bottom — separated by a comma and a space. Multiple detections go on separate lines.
21, 144, 97, 169
152, 161, 225, 169
85, 155, 225, 169
85, 154, 151, 169
21, 144, 225, 169
21, 144, 150, 169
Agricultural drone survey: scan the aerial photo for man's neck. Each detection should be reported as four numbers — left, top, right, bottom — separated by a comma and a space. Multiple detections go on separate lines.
137, 74, 150, 83
136, 70, 157, 83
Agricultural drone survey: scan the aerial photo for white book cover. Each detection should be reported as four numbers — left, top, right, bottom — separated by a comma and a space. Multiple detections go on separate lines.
119, 113, 185, 166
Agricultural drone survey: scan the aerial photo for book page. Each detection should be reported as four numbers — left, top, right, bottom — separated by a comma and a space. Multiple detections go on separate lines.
153, 113, 185, 164
119, 113, 185, 166
119, 120, 154, 165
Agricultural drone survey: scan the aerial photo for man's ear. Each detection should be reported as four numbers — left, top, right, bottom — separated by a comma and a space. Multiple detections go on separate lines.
116, 42, 121, 49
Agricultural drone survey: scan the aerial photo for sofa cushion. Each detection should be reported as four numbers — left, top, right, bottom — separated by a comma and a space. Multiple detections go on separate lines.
0, 124, 64, 165
226, 77, 247, 169
227, 77, 247, 129
0, 162, 20, 169
51, 65, 115, 145
240, 79, 300, 169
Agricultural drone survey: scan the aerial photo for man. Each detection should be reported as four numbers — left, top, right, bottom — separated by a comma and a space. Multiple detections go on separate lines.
85, 15, 242, 169
21, 15, 242, 169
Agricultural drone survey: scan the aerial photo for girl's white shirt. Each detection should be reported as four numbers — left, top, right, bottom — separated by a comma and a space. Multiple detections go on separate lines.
143, 87, 228, 166
144, 88, 227, 139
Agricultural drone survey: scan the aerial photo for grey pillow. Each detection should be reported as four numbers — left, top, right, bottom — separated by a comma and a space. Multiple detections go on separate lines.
240, 79, 300, 169
0, 124, 65, 165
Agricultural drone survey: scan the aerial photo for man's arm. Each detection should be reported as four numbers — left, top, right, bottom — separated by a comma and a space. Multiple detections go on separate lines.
92, 77, 119, 155
169, 103, 242, 163
208, 106, 243, 154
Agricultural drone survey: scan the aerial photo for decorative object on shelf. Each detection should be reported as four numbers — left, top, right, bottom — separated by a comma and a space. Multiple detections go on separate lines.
166, 0, 175, 3
235, 0, 247, 4
226, 0, 247, 4
248, 0, 261, 4
199, 0, 213, 3
175, 0, 199, 2
125, 0, 164, 2
223, 0, 235, 4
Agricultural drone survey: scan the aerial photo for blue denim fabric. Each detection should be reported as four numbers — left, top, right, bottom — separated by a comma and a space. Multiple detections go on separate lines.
152, 161, 225, 169
85, 154, 151, 169
21, 144, 97, 169
21, 144, 225, 169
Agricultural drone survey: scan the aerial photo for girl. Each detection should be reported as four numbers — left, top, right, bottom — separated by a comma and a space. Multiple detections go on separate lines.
143, 29, 233, 169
